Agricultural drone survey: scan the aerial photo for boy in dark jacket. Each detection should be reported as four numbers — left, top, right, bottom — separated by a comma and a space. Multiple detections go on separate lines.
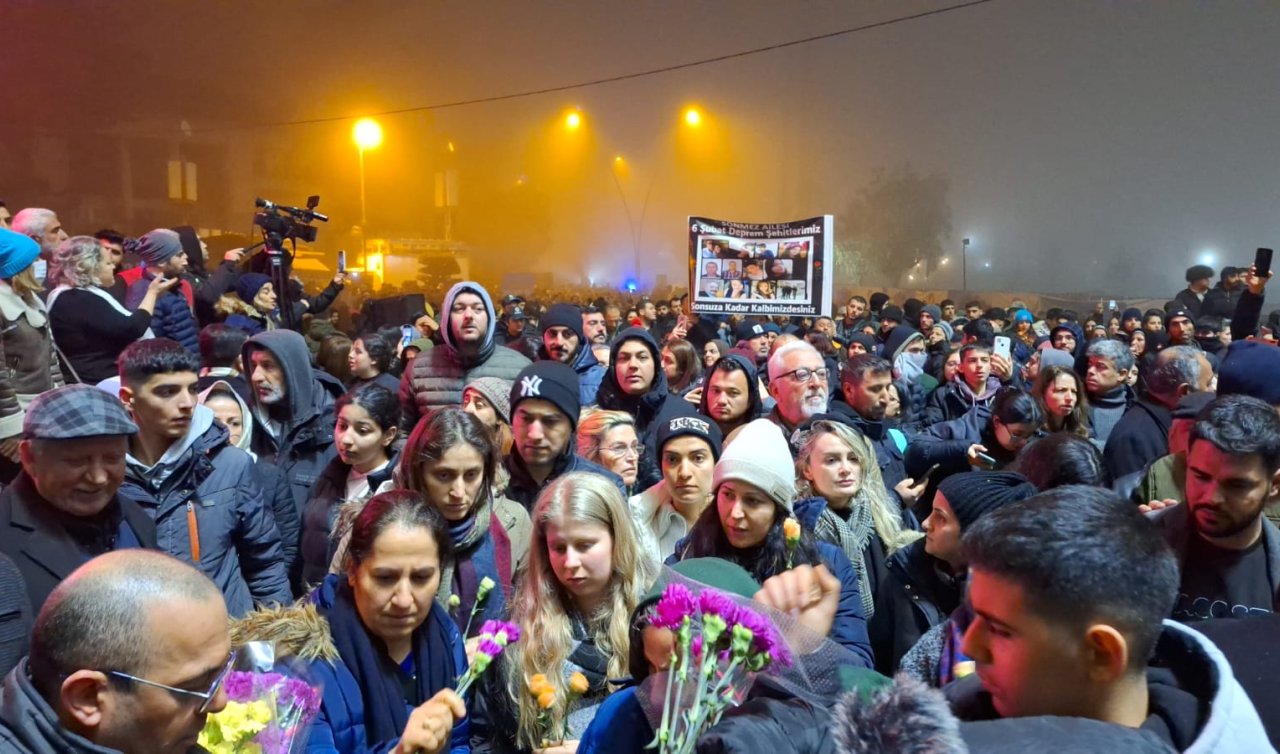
116, 339, 290, 617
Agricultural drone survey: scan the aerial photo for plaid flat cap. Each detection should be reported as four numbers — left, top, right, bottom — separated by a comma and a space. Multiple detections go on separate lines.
23, 385, 138, 439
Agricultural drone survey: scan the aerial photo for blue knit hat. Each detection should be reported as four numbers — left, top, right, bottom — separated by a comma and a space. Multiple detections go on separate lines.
0, 228, 41, 279
236, 273, 273, 303
1218, 340, 1280, 406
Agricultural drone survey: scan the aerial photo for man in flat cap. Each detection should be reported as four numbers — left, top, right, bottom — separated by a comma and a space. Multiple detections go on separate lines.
0, 385, 156, 614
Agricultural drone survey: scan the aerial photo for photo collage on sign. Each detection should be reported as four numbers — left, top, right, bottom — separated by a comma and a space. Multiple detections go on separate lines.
695, 237, 812, 301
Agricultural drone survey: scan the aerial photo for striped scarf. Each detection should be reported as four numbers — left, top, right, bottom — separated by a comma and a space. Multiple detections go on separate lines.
813, 501, 876, 619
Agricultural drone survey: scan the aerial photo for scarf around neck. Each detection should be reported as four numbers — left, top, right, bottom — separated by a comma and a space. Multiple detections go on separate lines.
814, 499, 877, 618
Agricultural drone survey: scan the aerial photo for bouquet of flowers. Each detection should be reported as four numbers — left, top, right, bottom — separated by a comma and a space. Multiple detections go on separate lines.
455, 620, 520, 697
198, 641, 323, 754
527, 670, 590, 748
646, 584, 792, 754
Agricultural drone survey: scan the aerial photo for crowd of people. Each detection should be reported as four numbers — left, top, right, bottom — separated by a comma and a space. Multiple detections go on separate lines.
0, 205, 1278, 754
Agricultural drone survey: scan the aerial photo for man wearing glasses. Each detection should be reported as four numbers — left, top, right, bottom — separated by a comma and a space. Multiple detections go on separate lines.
0, 549, 233, 753
766, 341, 831, 442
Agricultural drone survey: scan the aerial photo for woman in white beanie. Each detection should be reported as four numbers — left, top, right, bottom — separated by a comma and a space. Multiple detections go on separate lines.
671, 418, 874, 666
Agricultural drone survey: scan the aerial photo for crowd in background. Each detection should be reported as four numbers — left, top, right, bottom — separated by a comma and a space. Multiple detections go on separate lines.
0, 205, 1279, 753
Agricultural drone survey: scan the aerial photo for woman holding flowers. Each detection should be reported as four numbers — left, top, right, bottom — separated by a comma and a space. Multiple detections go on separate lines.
473, 472, 659, 753
672, 419, 874, 666
396, 407, 531, 642
306, 490, 470, 754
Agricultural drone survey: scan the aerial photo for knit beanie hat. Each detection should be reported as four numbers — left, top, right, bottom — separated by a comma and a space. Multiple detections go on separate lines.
1122, 307, 1143, 324
931, 320, 954, 343
1165, 307, 1195, 328
133, 228, 184, 267
711, 419, 796, 511
510, 361, 581, 430
1218, 340, 1280, 406
879, 305, 904, 324
656, 414, 723, 461
1038, 347, 1075, 371
464, 376, 513, 425
1013, 309, 1034, 325
0, 228, 41, 279
847, 333, 878, 354
903, 298, 924, 322
920, 304, 942, 325
868, 292, 890, 313
236, 273, 273, 304
937, 471, 1038, 530
539, 303, 585, 343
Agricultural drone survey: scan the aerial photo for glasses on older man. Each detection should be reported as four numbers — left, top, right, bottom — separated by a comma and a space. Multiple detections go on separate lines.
107, 650, 237, 714
776, 366, 830, 384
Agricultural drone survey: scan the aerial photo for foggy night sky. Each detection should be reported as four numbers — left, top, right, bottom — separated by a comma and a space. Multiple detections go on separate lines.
4, 0, 1280, 297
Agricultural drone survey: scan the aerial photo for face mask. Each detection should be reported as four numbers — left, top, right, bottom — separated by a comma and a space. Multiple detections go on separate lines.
31, 260, 47, 285
895, 350, 927, 383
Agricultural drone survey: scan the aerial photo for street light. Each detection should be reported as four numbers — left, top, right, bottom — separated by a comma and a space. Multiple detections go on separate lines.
352, 118, 383, 229
565, 110, 582, 130
961, 238, 971, 291
684, 107, 702, 127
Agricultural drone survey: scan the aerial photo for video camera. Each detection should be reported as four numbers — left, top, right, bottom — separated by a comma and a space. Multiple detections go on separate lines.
253, 195, 328, 246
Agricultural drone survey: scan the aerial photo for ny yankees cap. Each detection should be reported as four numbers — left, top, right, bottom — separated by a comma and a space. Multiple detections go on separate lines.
510, 361, 582, 431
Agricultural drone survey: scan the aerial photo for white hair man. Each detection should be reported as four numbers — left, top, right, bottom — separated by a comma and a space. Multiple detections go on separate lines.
766, 340, 830, 440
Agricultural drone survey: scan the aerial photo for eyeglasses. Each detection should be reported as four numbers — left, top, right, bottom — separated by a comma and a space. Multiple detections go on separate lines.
777, 366, 830, 384
1002, 426, 1037, 442
602, 442, 645, 458
107, 650, 237, 714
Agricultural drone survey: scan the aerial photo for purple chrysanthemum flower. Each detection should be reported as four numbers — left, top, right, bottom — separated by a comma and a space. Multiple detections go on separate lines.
221, 670, 256, 703
477, 638, 504, 658
732, 605, 793, 668
652, 583, 697, 630
690, 634, 704, 660
698, 589, 737, 620
479, 619, 521, 644
278, 677, 323, 720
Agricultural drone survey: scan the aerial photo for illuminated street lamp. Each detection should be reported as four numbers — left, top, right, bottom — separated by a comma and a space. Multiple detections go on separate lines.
684, 107, 702, 127
565, 110, 583, 130
352, 118, 383, 228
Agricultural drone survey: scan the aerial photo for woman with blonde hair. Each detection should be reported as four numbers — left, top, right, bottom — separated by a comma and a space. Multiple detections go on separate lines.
576, 409, 641, 494
793, 420, 921, 632
47, 235, 165, 384
474, 471, 658, 752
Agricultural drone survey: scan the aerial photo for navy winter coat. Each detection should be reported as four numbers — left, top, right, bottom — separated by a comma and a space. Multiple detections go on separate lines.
117, 410, 291, 617
126, 272, 199, 355
305, 576, 470, 754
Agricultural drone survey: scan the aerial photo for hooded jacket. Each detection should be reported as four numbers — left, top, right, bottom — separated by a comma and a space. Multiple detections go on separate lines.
199, 378, 302, 581
947, 620, 1274, 753
697, 354, 764, 437
0, 659, 133, 753
242, 329, 345, 512
398, 283, 531, 430
117, 405, 291, 617
698, 621, 1273, 754
537, 338, 606, 407
923, 374, 1003, 426
597, 327, 700, 490
872, 539, 960, 676
125, 269, 199, 356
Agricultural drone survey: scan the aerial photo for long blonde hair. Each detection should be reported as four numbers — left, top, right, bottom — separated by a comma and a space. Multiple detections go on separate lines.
505, 472, 657, 749
795, 420, 921, 554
